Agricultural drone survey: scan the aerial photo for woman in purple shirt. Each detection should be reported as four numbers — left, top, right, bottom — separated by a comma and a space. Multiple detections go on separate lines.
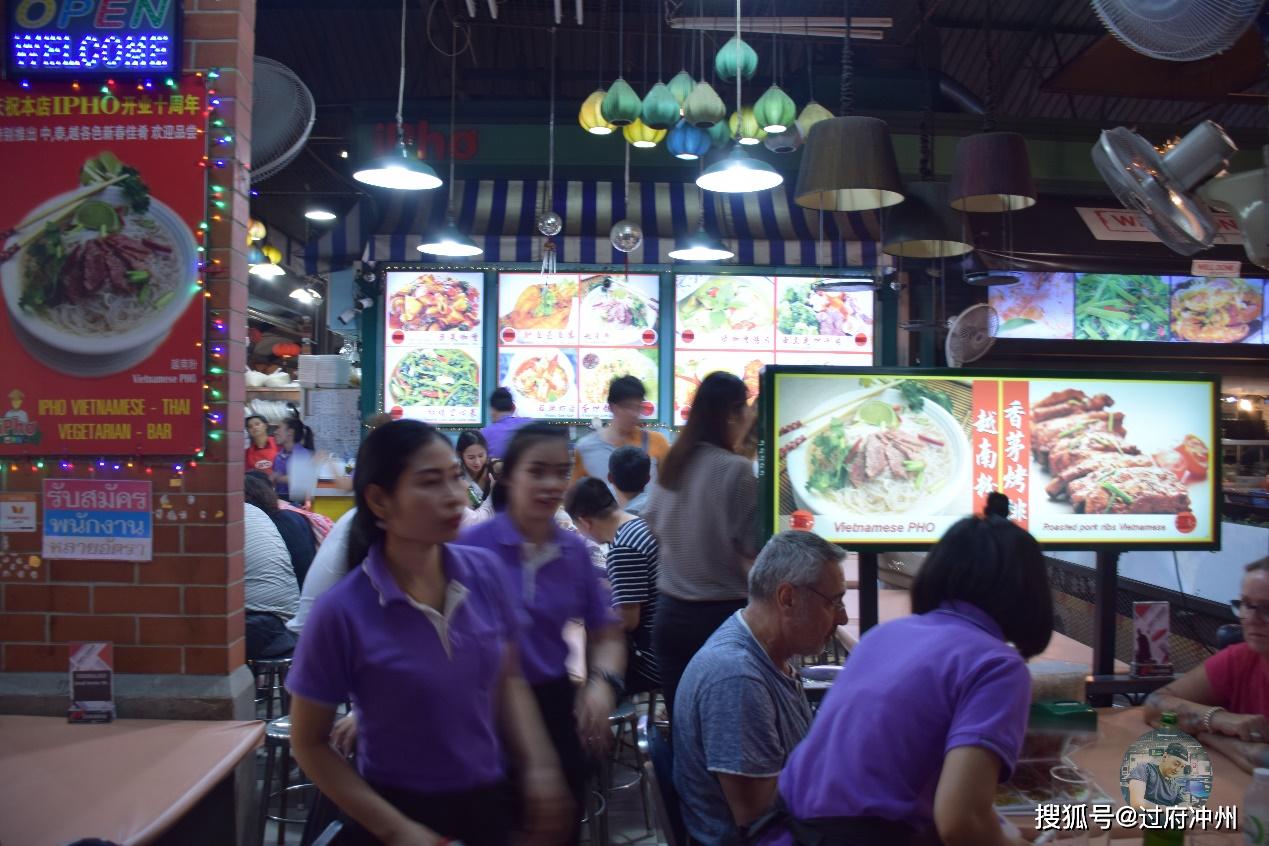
761, 516, 1052, 846
459, 423, 626, 842
287, 420, 570, 846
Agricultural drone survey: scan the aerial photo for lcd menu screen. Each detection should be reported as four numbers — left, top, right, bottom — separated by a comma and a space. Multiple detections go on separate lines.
382, 271, 485, 425
674, 275, 873, 423
496, 273, 661, 420
990, 273, 1265, 344
764, 367, 1219, 550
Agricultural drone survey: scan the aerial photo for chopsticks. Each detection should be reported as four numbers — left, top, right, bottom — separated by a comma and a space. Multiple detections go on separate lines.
1, 175, 129, 262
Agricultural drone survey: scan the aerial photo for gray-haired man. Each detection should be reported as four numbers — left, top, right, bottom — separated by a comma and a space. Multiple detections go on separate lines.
673, 531, 849, 846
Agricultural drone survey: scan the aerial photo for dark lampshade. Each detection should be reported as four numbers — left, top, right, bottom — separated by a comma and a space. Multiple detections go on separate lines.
948, 132, 1037, 213
882, 181, 974, 259
794, 116, 904, 211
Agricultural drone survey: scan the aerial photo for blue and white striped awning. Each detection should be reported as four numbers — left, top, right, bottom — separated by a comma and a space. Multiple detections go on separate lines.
302, 179, 891, 271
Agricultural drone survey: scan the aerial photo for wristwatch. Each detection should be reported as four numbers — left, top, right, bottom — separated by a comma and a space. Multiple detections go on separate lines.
589, 668, 626, 702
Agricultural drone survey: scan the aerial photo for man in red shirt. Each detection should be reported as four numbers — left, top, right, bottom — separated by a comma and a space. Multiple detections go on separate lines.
1144, 556, 1269, 773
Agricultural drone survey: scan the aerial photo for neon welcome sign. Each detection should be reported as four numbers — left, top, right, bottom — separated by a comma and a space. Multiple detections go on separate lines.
7, 0, 179, 77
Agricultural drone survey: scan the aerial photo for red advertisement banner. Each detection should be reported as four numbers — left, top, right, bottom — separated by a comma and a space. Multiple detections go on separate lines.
970, 379, 1002, 517
1000, 380, 1031, 529
0, 78, 207, 456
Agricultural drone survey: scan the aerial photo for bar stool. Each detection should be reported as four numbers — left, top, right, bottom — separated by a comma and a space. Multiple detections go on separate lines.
606, 698, 653, 834
258, 715, 315, 846
249, 657, 293, 719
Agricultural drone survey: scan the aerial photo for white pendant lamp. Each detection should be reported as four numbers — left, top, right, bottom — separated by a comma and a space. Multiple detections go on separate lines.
353, 0, 441, 192
669, 223, 735, 261
419, 21, 482, 256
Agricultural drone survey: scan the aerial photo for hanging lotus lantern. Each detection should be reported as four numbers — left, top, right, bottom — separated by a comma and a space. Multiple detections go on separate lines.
668, 70, 696, 108
796, 101, 834, 139
764, 125, 802, 154
641, 82, 680, 131
579, 89, 616, 135
754, 84, 797, 134
684, 81, 726, 128
623, 118, 667, 149
247, 219, 267, 243
666, 119, 711, 160
715, 35, 757, 82
729, 107, 766, 146
707, 117, 733, 148
601, 78, 642, 126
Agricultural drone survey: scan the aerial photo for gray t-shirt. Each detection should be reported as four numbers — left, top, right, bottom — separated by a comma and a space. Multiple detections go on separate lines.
642, 444, 758, 601
1124, 761, 1184, 806
673, 611, 813, 846
244, 504, 299, 619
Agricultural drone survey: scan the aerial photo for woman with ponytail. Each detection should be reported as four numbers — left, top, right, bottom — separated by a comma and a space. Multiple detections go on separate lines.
287, 420, 571, 846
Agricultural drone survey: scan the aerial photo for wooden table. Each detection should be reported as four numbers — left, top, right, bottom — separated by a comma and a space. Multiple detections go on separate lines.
836, 587, 1131, 674
0, 716, 264, 846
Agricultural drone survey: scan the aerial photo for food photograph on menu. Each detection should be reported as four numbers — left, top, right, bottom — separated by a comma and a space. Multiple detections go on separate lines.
382, 271, 485, 424
766, 367, 1218, 549
497, 273, 660, 420
988, 272, 1076, 339
674, 275, 874, 422
1074, 274, 1171, 342
1168, 276, 1263, 344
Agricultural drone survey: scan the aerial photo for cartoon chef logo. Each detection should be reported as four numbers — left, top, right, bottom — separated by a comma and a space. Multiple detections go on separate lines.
0, 389, 40, 445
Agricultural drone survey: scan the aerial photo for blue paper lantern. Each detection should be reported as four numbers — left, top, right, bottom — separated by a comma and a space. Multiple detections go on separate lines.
666, 120, 711, 161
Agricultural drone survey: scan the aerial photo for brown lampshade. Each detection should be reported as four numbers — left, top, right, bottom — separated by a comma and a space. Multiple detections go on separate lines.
948, 132, 1037, 213
794, 116, 905, 211
882, 181, 974, 259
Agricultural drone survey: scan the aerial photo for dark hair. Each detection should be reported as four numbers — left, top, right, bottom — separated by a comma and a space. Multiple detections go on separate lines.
279, 416, 314, 450
245, 414, 267, 428
607, 375, 646, 406
564, 477, 618, 521
1246, 556, 1269, 573
244, 474, 280, 514
911, 516, 1052, 659
347, 420, 451, 570
489, 387, 516, 413
455, 429, 488, 456
658, 371, 748, 490
985, 491, 1011, 519
490, 422, 569, 512
608, 446, 651, 494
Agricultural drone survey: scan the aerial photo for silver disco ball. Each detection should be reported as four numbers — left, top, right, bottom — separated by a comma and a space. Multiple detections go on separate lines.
610, 219, 643, 253
537, 210, 563, 237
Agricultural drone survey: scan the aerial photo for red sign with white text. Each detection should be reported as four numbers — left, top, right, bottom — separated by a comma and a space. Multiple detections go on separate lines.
0, 78, 206, 455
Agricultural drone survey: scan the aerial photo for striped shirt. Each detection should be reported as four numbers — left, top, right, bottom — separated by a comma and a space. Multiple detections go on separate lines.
642, 443, 759, 602
608, 517, 660, 686
244, 504, 300, 619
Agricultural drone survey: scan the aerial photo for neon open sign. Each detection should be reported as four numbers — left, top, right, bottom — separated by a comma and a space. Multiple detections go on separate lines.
7, 0, 179, 77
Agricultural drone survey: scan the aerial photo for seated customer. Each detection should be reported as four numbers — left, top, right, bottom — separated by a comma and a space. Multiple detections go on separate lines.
766, 516, 1051, 846
244, 502, 300, 660
565, 477, 661, 695
246, 472, 317, 587
1144, 556, 1269, 773
674, 531, 847, 846
609, 446, 652, 515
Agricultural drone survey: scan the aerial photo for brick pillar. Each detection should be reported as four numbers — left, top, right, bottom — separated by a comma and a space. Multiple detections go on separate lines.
0, 0, 257, 721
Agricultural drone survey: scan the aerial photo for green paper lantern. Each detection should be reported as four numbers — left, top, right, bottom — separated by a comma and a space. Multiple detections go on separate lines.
715, 36, 758, 82
641, 82, 680, 131
729, 107, 766, 145
754, 84, 796, 133
601, 78, 642, 127
668, 70, 696, 107
707, 117, 733, 148
796, 101, 834, 138
683, 81, 727, 128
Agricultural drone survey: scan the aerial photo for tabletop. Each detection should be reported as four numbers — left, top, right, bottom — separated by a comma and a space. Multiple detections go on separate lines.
0, 716, 264, 846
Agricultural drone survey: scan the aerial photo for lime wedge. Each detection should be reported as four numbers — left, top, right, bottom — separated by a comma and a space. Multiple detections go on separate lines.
74, 200, 120, 233
858, 400, 898, 428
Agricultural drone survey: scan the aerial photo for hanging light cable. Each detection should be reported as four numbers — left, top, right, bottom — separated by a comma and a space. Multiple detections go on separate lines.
420, 20, 482, 256
697, 0, 783, 194
354, 0, 442, 190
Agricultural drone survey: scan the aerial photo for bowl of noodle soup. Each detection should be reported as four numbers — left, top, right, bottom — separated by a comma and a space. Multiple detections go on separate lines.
786, 386, 968, 518
2, 186, 198, 371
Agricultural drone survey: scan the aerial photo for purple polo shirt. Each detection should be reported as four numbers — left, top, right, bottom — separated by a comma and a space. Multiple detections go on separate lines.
480, 415, 532, 459
459, 512, 618, 686
286, 542, 519, 794
771, 600, 1031, 837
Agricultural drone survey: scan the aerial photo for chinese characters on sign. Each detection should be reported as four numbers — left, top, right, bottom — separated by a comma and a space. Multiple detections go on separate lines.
42, 479, 152, 562
1033, 803, 1236, 834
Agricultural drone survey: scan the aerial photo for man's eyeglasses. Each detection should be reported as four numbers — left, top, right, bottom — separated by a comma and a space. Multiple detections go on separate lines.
801, 584, 846, 611
1231, 599, 1269, 622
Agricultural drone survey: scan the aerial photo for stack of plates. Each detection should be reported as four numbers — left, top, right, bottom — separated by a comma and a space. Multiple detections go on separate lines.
298, 355, 351, 387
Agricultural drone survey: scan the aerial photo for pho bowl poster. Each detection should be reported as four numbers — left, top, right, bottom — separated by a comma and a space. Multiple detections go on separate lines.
0, 78, 206, 456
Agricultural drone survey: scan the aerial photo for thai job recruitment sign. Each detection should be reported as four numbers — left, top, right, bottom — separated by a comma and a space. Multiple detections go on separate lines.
7, 1, 180, 78
0, 77, 206, 455
763, 367, 1219, 550
42, 479, 152, 561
